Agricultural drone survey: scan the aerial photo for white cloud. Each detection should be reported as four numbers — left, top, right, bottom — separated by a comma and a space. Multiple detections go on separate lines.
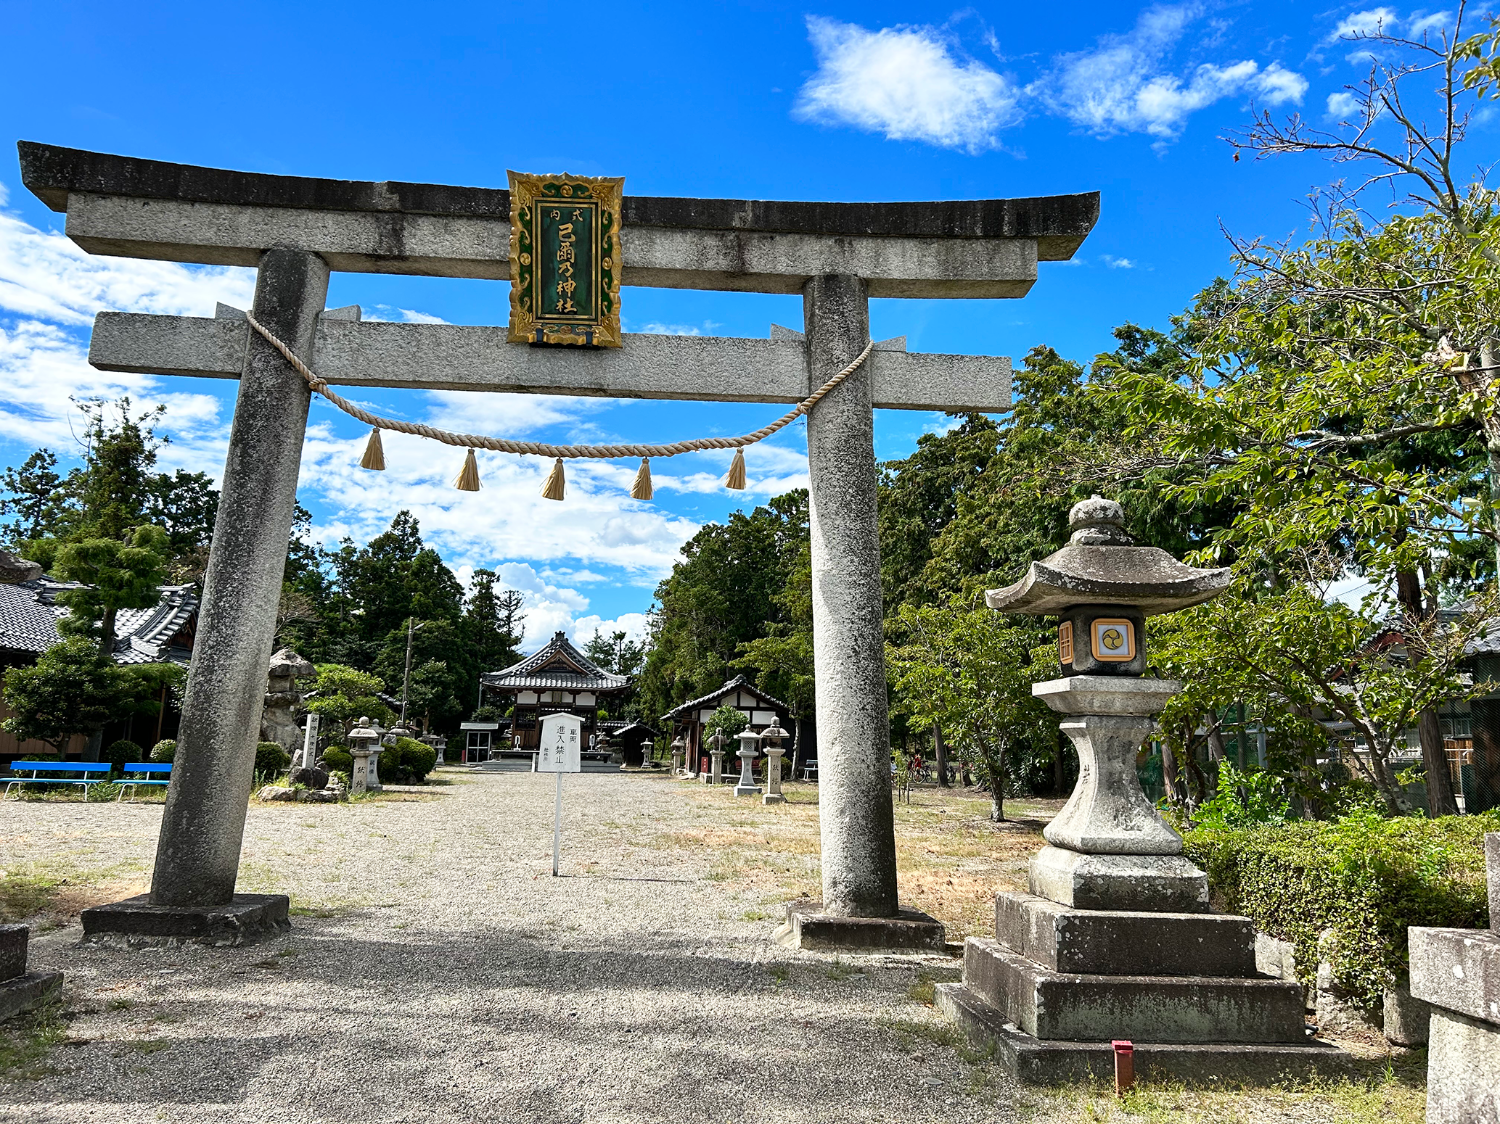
1327, 8, 1401, 42
571, 612, 651, 647
363, 305, 449, 324
1103, 255, 1136, 269
1326, 91, 1361, 119
794, 16, 1021, 152
634, 322, 703, 336
1032, 4, 1307, 140
1408, 11, 1454, 38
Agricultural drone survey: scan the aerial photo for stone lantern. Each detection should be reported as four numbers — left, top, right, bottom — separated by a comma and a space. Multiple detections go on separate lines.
733, 729, 762, 797
419, 732, 446, 767
935, 497, 1342, 1080
347, 717, 383, 795
670, 734, 686, 777
706, 730, 728, 785
760, 722, 788, 805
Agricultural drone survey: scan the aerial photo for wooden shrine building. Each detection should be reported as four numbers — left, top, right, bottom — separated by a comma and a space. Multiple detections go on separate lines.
663, 675, 793, 775
480, 631, 629, 752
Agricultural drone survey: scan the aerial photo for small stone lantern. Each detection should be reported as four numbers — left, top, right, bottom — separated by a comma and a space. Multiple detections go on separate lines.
760, 721, 788, 805
733, 728, 762, 797
707, 730, 728, 785
348, 717, 383, 794
670, 734, 686, 777
420, 732, 446, 767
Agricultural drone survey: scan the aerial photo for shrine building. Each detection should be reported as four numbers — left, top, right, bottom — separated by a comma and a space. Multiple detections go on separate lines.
480, 631, 629, 752
663, 675, 793, 776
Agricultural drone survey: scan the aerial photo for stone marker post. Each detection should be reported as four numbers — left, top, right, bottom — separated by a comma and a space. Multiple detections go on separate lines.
301, 712, 320, 771
762, 721, 788, 806
804, 274, 898, 919
149, 248, 328, 911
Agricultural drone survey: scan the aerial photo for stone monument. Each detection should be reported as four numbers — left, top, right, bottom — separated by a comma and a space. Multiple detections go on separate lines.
348, 718, 382, 795
0, 925, 61, 1018
936, 497, 1346, 1082
1410, 833, 1500, 1122
707, 731, 727, 786
762, 721, 788, 806
260, 648, 315, 756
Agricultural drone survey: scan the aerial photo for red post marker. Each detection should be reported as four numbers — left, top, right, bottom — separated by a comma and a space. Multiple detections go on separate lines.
1112, 1040, 1135, 1096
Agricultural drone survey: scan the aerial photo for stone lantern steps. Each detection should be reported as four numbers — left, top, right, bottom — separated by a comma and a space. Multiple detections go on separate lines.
935, 889, 1350, 1083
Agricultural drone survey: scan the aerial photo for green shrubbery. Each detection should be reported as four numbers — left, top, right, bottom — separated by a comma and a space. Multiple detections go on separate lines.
1184, 811, 1497, 1009
319, 745, 353, 775
150, 739, 176, 763
101, 738, 143, 776
380, 737, 436, 785
254, 742, 291, 778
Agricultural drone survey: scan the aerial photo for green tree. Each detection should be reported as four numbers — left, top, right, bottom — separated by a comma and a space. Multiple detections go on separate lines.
887, 599, 1055, 821
0, 450, 66, 545
304, 664, 393, 738
52, 524, 171, 655
2, 639, 137, 753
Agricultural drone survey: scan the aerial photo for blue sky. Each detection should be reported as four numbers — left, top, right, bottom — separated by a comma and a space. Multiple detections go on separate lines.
0, 2, 1470, 649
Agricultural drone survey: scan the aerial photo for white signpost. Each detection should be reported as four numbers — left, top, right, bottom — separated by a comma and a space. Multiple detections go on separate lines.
537, 713, 582, 876
300, 712, 320, 770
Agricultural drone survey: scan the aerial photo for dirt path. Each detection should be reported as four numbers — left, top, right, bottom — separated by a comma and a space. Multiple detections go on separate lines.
0, 770, 1030, 1124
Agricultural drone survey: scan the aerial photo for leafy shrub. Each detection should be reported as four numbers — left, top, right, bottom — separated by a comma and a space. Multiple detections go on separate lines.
320, 746, 353, 775
1184, 811, 1497, 1009
379, 737, 436, 785
102, 739, 144, 776
254, 741, 291, 778
1192, 763, 1289, 830
150, 739, 176, 763
704, 705, 748, 742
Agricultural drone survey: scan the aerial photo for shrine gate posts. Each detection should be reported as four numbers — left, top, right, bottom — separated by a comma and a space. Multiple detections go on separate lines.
19, 142, 1098, 941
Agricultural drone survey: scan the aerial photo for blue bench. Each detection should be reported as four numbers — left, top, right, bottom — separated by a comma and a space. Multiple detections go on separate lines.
3, 760, 112, 801
117, 762, 172, 801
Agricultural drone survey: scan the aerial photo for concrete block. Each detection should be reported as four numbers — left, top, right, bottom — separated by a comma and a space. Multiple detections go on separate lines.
773, 900, 945, 953
1383, 979, 1430, 1046
1410, 927, 1500, 1027
1426, 1008, 1500, 1123
937, 983, 1348, 1086
1487, 833, 1500, 931
0, 925, 27, 982
994, 891, 1256, 977
0, 970, 62, 1021
80, 893, 290, 948
1028, 846, 1209, 913
963, 938, 1306, 1044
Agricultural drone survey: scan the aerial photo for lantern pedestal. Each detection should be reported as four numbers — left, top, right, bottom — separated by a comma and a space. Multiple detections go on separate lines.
762, 746, 786, 805
774, 899, 945, 953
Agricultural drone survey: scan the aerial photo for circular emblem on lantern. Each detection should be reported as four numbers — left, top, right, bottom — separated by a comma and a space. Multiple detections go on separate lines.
1091, 618, 1135, 662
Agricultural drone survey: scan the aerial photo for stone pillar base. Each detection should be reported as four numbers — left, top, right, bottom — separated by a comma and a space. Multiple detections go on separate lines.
80, 893, 290, 949
1029, 846, 1209, 913
0, 970, 62, 1020
762, 792, 786, 805
773, 900, 945, 953
937, 983, 1347, 1085
733, 783, 763, 797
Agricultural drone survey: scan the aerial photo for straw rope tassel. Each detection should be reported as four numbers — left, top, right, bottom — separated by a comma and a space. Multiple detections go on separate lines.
542, 458, 566, 501
631, 457, 654, 501
725, 448, 747, 490
453, 449, 481, 491
359, 427, 386, 471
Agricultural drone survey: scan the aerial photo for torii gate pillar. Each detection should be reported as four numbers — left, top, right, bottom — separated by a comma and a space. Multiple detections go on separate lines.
803, 274, 898, 918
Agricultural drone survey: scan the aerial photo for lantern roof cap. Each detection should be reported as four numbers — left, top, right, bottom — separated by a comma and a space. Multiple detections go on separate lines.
985, 496, 1231, 617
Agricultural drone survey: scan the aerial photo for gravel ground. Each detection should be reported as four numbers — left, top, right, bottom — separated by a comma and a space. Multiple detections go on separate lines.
0, 768, 1016, 1124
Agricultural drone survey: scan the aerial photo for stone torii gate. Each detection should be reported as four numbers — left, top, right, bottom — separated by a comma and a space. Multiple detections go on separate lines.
18, 142, 1098, 946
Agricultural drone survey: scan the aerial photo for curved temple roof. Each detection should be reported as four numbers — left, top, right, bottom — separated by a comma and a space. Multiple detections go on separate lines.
482, 630, 629, 694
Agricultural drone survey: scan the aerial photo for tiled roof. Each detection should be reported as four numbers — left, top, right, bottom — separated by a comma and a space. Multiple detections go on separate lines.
481, 630, 629, 692
664, 674, 789, 720
0, 578, 196, 666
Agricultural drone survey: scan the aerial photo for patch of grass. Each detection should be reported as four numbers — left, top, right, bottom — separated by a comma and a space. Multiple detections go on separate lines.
126, 1039, 170, 1056
1021, 1052, 1427, 1124
907, 975, 937, 1005
0, 871, 61, 923
766, 964, 792, 986
825, 958, 858, 981
105, 997, 136, 1011
741, 909, 770, 921
287, 904, 343, 918
0, 997, 68, 1081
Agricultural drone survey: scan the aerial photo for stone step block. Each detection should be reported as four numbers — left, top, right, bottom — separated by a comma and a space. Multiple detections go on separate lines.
963, 938, 1306, 1044
995, 891, 1257, 978
937, 983, 1349, 1085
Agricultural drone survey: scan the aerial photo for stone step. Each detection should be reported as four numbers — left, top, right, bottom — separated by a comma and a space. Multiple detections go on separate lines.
964, 938, 1306, 1044
995, 891, 1257, 977
936, 983, 1349, 1085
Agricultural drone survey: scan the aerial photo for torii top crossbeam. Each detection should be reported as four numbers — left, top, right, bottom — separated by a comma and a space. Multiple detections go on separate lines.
17, 141, 1099, 939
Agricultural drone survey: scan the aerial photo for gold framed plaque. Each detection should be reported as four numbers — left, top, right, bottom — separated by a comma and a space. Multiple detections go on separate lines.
1091, 618, 1136, 662
507, 170, 624, 347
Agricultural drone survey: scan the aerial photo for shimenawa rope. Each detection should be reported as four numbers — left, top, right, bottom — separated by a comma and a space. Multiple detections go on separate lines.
244, 313, 874, 500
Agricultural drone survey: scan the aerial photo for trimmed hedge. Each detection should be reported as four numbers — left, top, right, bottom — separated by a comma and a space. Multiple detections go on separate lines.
255, 742, 292, 778
381, 737, 436, 785
150, 739, 176, 763
1184, 812, 1497, 1010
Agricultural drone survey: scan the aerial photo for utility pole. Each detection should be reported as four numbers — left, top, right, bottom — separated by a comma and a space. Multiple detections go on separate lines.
400, 617, 418, 726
